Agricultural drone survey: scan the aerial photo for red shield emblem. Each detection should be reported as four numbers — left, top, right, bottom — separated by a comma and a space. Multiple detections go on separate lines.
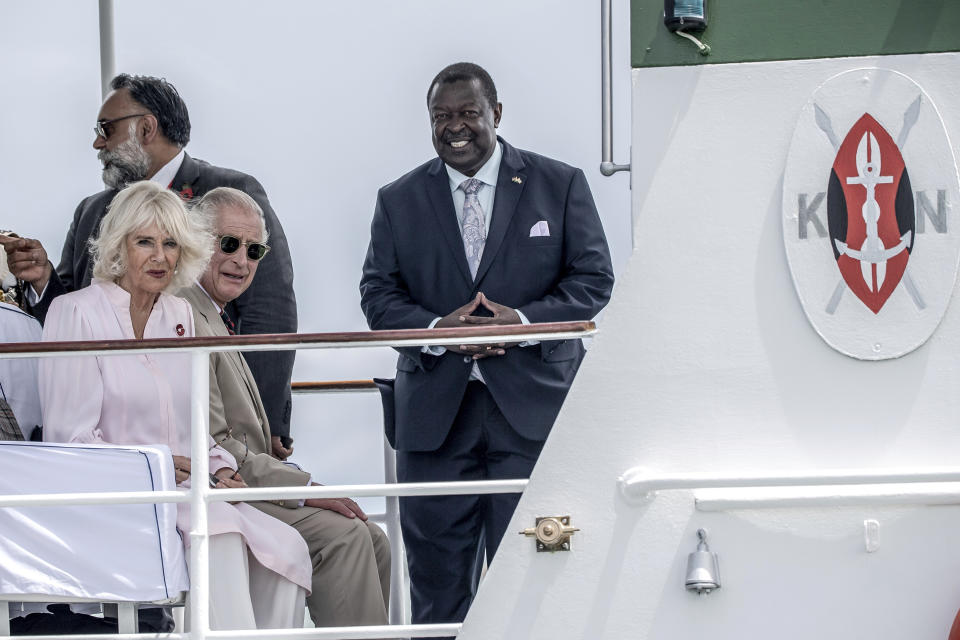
827, 114, 915, 314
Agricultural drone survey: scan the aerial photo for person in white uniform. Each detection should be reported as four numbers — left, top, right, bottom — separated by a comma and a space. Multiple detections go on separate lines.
0, 247, 41, 441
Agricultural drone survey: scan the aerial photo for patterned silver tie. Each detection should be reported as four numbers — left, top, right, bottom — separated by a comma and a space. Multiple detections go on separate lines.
459, 178, 487, 278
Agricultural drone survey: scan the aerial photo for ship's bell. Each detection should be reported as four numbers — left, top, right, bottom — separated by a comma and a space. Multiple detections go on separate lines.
685, 528, 720, 594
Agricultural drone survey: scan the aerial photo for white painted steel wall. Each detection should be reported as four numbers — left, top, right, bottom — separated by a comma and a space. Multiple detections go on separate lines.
460, 52, 960, 639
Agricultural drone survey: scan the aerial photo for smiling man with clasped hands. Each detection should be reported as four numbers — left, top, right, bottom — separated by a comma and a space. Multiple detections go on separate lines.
360, 62, 614, 638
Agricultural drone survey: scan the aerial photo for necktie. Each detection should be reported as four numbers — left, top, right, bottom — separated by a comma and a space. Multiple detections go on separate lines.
459, 178, 487, 278
219, 309, 237, 335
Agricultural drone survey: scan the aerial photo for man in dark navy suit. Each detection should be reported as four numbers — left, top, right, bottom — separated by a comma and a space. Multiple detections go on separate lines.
4, 74, 298, 457
360, 62, 614, 635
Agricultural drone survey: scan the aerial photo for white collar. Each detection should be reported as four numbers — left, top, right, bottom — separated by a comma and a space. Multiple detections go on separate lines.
151, 149, 186, 189
445, 141, 503, 192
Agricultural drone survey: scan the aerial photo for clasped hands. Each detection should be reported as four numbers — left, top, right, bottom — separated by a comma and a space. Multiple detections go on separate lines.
0, 234, 52, 294
172, 455, 246, 489
435, 292, 521, 360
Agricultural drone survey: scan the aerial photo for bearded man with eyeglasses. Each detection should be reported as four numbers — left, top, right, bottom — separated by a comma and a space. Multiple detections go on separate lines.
179, 187, 390, 628
3, 73, 299, 460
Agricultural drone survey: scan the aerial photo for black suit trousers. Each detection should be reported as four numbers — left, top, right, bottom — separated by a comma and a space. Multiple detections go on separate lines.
396, 381, 544, 637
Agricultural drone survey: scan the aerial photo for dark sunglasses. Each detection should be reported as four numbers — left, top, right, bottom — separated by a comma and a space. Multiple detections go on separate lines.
94, 113, 149, 140
218, 235, 270, 261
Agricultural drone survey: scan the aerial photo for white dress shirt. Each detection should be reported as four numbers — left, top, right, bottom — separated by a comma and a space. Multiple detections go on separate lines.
423, 143, 535, 382
152, 149, 186, 189
445, 141, 502, 237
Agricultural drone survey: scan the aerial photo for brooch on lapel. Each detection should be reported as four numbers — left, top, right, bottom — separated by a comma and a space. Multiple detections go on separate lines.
176, 182, 196, 201
175, 324, 185, 336
512, 176, 523, 185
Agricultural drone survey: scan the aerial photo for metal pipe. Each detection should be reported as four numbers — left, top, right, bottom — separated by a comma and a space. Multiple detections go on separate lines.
189, 350, 211, 640
0, 633, 460, 640
0, 489, 187, 508
206, 479, 529, 503
695, 484, 960, 511
205, 624, 462, 639
0, 480, 527, 507
0, 480, 527, 509
619, 465, 960, 503
382, 436, 408, 626
11, 634, 186, 640
97, 0, 115, 98
600, 0, 629, 176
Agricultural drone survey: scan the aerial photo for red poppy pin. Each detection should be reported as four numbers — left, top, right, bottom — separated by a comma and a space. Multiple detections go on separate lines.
176, 324, 185, 336
177, 183, 195, 201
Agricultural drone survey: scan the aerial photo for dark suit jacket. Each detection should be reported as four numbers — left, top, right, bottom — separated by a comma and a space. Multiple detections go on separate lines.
180, 285, 309, 509
360, 138, 614, 452
28, 153, 298, 437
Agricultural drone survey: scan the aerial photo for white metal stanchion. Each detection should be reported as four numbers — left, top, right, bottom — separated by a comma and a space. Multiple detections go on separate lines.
382, 436, 408, 626
189, 350, 211, 640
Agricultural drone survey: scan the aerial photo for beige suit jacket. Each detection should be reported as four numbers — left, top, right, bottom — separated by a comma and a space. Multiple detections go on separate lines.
180, 285, 309, 509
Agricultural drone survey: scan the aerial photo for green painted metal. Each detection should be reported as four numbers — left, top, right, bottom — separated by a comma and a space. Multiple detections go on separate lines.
632, 0, 960, 67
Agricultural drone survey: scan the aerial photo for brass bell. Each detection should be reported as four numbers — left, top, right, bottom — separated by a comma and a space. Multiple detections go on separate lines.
685, 528, 720, 594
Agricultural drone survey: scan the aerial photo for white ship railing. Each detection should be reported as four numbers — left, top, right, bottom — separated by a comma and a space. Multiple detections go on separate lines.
618, 466, 960, 510
0, 321, 593, 640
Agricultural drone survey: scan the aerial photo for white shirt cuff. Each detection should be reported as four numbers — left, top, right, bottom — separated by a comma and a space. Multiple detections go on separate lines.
422, 317, 447, 355
27, 281, 48, 305
284, 468, 310, 508
515, 310, 539, 346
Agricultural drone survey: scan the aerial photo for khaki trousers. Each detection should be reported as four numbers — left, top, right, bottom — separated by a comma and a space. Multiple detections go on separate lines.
253, 501, 390, 627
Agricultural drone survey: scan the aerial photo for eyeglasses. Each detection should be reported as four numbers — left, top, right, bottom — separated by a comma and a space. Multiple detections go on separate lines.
219, 235, 271, 261
94, 113, 149, 140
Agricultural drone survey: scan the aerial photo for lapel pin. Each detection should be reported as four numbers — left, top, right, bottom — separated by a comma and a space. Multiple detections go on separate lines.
175, 324, 185, 337
512, 176, 523, 184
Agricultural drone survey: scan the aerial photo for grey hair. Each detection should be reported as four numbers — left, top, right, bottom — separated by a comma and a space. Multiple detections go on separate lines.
191, 187, 268, 243
90, 181, 214, 293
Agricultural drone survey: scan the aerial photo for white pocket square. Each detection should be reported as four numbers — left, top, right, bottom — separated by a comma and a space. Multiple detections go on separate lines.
529, 221, 550, 237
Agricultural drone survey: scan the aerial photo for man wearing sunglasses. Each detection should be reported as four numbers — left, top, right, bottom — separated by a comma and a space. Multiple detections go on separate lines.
3, 73, 299, 459
180, 187, 390, 627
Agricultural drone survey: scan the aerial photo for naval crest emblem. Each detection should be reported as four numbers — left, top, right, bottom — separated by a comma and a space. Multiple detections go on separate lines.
782, 68, 960, 360
827, 113, 914, 314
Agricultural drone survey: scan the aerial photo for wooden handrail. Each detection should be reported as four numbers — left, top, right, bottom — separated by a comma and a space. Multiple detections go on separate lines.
0, 321, 596, 355
292, 380, 377, 392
